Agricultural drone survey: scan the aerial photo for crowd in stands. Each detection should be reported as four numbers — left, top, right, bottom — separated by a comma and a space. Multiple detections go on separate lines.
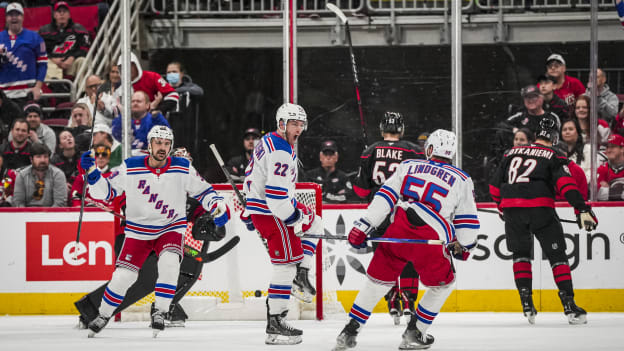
0, 2, 624, 208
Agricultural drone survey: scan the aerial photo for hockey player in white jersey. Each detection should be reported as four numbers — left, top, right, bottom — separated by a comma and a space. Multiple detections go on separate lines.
333, 129, 480, 350
80, 125, 230, 338
242, 102, 323, 345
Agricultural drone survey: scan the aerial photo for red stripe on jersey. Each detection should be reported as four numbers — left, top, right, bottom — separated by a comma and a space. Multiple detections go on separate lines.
556, 176, 578, 196
353, 184, 371, 198
501, 197, 554, 208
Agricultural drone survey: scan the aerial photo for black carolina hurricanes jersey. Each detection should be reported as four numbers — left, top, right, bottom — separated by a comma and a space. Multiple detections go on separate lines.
489, 143, 586, 210
353, 139, 424, 200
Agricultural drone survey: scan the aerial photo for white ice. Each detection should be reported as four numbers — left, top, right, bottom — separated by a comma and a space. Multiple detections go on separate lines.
1, 313, 623, 351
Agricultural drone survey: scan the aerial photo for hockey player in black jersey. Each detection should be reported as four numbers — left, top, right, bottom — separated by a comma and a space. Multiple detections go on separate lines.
489, 118, 598, 325
353, 112, 425, 324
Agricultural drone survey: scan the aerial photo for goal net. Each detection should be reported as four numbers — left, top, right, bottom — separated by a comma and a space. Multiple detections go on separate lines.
121, 182, 344, 321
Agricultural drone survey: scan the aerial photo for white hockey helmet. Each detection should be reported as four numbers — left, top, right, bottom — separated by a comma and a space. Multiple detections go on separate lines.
147, 125, 174, 154
275, 103, 307, 131
424, 129, 456, 160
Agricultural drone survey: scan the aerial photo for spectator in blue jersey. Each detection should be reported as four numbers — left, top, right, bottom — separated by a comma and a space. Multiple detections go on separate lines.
111, 90, 170, 155
39, 2, 90, 79
0, 3, 47, 106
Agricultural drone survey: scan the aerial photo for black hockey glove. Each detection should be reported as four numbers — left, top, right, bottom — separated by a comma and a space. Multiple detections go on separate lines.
576, 208, 598, 232
192, 213, 226, 241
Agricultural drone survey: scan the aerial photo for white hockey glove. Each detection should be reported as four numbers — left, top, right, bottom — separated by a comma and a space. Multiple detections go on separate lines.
576, 208, 598, 232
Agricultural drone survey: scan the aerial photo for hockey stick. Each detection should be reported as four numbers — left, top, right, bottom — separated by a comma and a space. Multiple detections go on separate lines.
302, 233, 445, 245
84, 197, 125, 220
326, 3, 368, 148
184, 236, 241, 263
72, 92, 100, 260
209, 144, 269, 251
477, 208, 577, 224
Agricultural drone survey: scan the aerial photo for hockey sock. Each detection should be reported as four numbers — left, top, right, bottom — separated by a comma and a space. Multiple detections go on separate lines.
350, 278, 392, 326
512, 258, 532, 291
154, 251, 181, 312
99, 267, 138, 317
415, 281, 455, 334
300, 238, 318, 270
551, 263, 573, 296
267, 264, 297, 315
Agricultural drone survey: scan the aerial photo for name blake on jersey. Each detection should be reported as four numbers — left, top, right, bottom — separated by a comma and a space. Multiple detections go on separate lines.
406, 163, 456, 187
137, 179, 178, 220
507, 146, 554, 159
376, 148, 403, 160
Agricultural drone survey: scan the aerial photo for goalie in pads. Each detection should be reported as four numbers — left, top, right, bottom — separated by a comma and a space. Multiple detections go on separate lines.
333, 129, 479, 350
242, 103, 323, 345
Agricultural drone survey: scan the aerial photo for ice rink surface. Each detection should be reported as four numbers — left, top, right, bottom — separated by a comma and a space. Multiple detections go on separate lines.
1, 312, 623, 351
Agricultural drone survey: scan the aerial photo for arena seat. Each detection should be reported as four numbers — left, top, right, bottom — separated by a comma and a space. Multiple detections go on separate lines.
69, 5, 99, 39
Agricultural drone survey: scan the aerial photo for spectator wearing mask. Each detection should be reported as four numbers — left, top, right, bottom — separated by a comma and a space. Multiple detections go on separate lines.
584, 68, 619, 124
8, 103, 56, 154
303, 140, 354, 204
38, 1, 90, 79
0, 118, 32, 170
545, 54, 585, 109
92, 124, 121, 168
0, 3, 47, 104
226, 127, 261, 182
537, 74, 569, 120
111, 91, 170, 154
118, 52, 179, 116
165, 61, 204, 146
50, 129, 79, 184
12, 143, 67, 207
74, 75, 117, 127
165, 61, 204, 97
597, 134, 624, 201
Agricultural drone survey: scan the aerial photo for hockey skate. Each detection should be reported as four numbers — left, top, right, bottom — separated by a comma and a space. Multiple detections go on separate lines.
401, 291, 416, 324
519, 287, 537, 325
332, 318, 361, 351
151, 309, 166, 338
291, 264, 316, 303
399, 320, 434, 350
87, 315, 110, 338
386, 287, 403, 325
265, 311, 303, 345
558, 291, 587, 325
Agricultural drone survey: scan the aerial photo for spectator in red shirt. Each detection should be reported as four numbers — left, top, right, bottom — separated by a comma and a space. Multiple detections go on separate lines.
545, 54, 585, 109
597, 134, 624, 201
117, 52, 179, 116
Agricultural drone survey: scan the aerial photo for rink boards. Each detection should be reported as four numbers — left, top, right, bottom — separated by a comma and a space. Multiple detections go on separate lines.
0, 202, 623, 315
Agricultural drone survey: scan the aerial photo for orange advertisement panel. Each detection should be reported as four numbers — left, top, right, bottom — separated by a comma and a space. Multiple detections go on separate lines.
26, 221, 115, 281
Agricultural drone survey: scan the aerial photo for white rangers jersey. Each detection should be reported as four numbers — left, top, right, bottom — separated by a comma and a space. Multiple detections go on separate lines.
365, 159, 480, 246
89, 155, 223, 240
243, 132, 298, 222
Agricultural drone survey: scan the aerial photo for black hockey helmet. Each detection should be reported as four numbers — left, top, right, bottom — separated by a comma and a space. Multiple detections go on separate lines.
380, 111, 404, 134
536, 118, 559, 145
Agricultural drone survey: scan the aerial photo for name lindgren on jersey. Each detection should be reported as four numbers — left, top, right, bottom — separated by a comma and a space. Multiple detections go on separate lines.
244, 132, 298, 221
365, 159, 479, 246
89, 155, 223, 240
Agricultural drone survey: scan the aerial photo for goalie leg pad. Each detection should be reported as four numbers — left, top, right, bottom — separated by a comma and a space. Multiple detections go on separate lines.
154, 250, 181, 312
267, 264, 296, 315
415, 281, 455, 334
99, 267, 138, 317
